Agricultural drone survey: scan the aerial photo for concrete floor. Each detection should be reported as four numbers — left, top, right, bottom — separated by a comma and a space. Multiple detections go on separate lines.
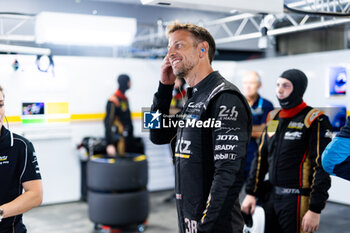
24, 190, 350, 233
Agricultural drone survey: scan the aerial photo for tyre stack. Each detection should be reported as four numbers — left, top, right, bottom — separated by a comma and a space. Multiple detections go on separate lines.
87, 153, 149, 228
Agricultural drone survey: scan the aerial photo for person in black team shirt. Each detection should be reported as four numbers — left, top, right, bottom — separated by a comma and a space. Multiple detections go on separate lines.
242, 69, 332, 233
150, 22, 252, 233
104, 74, 133, 156
0, 85, 42, 233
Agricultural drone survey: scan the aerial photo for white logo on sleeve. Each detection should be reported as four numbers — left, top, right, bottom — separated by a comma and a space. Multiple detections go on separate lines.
214, 144, 237, 151
216, 135, 239, 141
218, 106, 238, 120
214, 153, 238, 160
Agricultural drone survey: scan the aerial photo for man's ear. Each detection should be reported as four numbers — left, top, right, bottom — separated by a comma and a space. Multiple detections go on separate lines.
258, 82, 262, 89
199, 41, 209, 59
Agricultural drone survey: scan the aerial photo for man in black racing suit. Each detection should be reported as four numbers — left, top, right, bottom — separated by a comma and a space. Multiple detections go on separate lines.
242, 69, 332, 233
104, 74, 134, 156
150, 22, 252, 233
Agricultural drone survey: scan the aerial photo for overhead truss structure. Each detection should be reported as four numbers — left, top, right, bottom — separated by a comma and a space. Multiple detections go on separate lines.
1, 0, 350, 55
133, 0, 350, 48
0, 13, 35, 42
285, 0, 350, 16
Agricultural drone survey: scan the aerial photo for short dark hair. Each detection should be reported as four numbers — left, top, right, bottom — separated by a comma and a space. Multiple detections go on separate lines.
166, 22, 216, 64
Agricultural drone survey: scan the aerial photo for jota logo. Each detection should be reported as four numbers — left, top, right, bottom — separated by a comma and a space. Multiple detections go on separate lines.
0, 156, 8, 161
143, 110, 161, 129
216, 135, 239, 141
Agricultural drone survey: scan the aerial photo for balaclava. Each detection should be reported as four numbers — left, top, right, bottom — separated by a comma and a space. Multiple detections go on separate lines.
117, 74, 130, 93
278, 69, 308, 109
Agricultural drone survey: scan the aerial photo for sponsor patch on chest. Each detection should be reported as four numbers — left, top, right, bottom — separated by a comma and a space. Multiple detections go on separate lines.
288, 121, 304, 129
284, 131, 303, 140
0, 155, 9, 165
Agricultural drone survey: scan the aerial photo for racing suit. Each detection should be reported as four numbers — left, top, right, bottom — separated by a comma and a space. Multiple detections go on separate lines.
150, 71, 252, 233
246, 102, 332, 233
104, 89, 133, 154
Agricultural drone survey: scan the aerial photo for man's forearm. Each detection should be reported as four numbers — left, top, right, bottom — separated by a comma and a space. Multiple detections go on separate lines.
1, 189, 42, 219
251, 124, 265, 139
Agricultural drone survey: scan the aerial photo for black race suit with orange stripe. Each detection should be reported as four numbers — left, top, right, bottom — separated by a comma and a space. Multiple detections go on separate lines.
104, 89, 133, 154
246, 102, 332, 233
150, 71, 252, 233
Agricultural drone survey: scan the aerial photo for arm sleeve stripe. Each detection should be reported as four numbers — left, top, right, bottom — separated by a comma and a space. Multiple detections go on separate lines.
254, 131, 266, 193
310, 120, 321, 195
14, 138, 28, 184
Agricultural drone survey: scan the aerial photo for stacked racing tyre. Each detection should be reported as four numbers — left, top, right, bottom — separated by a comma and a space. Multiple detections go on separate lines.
87, 153, 149, 232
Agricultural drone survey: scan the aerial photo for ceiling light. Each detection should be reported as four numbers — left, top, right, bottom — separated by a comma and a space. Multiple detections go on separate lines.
35, 12, 137, 46
0, 44, 51, 55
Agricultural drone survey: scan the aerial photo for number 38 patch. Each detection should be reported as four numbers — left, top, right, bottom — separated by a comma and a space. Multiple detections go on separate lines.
184, 218, 198, 233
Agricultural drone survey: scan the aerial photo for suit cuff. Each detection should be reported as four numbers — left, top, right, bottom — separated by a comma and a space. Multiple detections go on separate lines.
309, 203, 323, 214
157, 81, 174, 99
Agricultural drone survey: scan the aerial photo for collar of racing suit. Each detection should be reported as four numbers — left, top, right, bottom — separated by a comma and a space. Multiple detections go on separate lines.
279, 101, 307, 118
114, 89, 128, 100
186, 71, 218, 99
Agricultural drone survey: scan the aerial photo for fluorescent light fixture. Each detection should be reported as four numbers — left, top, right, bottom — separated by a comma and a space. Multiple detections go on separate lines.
141, 0, 283, 14
0, 44, 51, 55
35, 12, 137, 46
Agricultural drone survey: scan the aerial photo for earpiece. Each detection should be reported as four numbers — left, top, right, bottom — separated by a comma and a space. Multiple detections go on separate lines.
201, 48, 205, 52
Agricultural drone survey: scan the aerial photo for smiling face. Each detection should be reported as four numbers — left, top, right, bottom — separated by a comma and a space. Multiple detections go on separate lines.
276, 77, 293, 100
167, 30, 200, 78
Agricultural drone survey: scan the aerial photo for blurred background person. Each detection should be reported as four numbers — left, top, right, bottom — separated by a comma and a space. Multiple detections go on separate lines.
104, 74, 134, 156
242, 71, 274, 179
169, 77, 187, 115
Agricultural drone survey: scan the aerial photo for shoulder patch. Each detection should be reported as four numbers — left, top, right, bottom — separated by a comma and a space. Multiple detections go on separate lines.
267, 120, 279, 138
304, 109, 323, 128
266, 109, 280, 124
109, 96, 120, 107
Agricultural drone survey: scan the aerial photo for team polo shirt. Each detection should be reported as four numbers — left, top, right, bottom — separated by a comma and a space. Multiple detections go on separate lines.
0, 126, 41, 232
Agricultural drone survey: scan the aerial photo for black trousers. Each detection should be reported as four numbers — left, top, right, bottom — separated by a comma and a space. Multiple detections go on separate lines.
0, 220, 27, 233
262, 193, 309, 233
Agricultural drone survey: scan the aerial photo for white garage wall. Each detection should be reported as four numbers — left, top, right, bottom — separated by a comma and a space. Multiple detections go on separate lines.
0, 55, 236, 204
1, 50, 349, 205
231, 49, 350, 109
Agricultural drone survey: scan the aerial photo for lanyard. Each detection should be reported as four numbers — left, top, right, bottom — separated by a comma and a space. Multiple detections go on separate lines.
251, 97, 263, 116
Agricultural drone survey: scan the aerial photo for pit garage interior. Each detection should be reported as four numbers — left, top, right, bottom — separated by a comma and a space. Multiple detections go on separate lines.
0, 0, 350, 232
